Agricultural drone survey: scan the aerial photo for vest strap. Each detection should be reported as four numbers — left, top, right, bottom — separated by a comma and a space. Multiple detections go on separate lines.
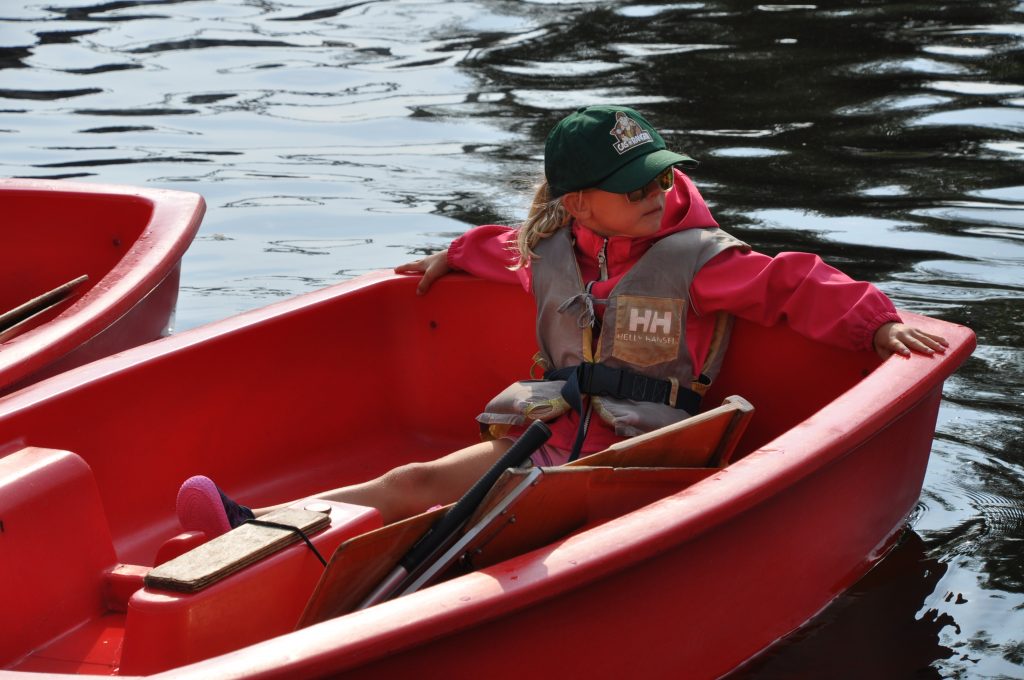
545, 363, 703, 415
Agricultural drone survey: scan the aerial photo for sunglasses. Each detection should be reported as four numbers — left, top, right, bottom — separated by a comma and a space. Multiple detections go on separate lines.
624, 168, 675, 203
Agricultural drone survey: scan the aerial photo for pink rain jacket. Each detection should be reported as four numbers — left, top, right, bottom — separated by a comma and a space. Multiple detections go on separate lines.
445, 171, 901, 453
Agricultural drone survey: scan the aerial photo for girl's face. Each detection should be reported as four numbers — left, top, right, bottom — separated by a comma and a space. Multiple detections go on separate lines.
562, 169, 671, 239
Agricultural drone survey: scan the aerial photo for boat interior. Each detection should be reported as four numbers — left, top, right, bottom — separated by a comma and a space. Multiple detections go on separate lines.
0, 275, 883, 675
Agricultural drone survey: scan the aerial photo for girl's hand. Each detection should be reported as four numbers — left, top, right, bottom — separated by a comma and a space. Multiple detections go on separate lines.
873, 322, 949, 359
394, 250, 451, 295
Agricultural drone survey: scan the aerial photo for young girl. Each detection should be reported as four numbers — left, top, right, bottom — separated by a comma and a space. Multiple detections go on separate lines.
177, 105, 948, 535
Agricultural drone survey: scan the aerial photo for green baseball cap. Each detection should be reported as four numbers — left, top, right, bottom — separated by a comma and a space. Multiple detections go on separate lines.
544, 105, 697, 198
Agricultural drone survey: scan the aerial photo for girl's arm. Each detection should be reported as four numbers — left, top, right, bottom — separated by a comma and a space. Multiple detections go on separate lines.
692, 248, 946, 357
394, 225, 527, 294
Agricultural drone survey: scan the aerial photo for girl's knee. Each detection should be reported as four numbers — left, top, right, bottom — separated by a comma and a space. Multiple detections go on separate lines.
381, 461, 440, 512
374, 441, 508, 521
384, 461, 426, 491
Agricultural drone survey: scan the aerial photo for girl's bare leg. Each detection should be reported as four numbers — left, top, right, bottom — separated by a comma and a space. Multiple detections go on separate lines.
253, 438, 513, 525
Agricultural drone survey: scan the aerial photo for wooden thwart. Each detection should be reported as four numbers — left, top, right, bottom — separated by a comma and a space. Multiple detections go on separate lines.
145, 507, 331, 594
298, 395, 754, 627
0, 274, 90, 341
427, 465, 717, 577
570, 394, 754, 469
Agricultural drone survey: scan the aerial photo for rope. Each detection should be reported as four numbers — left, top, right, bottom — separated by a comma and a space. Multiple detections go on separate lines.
243, 519, 328, 568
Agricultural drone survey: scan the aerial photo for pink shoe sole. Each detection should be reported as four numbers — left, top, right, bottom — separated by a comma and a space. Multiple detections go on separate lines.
176, 475, 231, 539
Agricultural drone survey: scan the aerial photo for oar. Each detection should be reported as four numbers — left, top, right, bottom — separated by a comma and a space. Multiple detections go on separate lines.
0, 275, 90, 341
356, 419, 552, 610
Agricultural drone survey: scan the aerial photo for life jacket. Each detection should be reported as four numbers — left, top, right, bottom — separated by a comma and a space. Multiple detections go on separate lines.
478, 225, 749, 451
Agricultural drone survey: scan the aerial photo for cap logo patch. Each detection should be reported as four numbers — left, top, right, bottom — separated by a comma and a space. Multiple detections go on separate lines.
609, 112, 654, 155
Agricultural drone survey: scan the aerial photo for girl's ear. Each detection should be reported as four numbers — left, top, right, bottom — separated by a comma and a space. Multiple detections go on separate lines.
561, 191, 591, 222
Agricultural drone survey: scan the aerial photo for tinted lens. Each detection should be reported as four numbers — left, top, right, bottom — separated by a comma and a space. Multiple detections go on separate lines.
657, 167, 675, 191
625, 168, 675, 202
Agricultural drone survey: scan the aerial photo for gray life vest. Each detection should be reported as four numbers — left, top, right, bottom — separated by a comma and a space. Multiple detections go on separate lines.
478, 226, 749, 440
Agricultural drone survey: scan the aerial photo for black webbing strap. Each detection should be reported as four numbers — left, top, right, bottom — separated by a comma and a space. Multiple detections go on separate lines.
243, 519, 328, 568
546, 363, 703, 415
546, 362, 703, 463
566, 403, 593, 463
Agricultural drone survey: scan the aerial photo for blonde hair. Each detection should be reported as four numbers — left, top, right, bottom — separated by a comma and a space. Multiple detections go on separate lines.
513, 179, 572, 268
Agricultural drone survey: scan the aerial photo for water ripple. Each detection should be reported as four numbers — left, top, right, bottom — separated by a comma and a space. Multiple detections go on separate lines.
265, 238, 372, 254
64, 62, 143, 74
73, 107, 198, 116
926, 80, 1024, 96
495, 60, 625, 77
270, 2, 383, 23
128, 38, 301, 54
0, 87, 102, 101
610, 42, 728, 57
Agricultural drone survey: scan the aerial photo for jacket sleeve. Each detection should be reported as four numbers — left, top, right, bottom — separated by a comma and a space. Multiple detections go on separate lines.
446, 224, 531, 290
690, 248, 902, 352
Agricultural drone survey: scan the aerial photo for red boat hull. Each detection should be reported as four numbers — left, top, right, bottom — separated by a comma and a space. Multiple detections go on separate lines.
0, 272, 974, 678
0, 179, 204, 395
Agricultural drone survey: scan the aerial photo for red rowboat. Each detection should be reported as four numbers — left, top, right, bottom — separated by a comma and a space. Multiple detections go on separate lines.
0, 179, 204, 395
0, 271, 974, 678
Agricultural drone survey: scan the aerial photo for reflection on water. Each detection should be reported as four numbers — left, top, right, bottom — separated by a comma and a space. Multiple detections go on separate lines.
734, 531, 958, 679
2, 0, 1022, 676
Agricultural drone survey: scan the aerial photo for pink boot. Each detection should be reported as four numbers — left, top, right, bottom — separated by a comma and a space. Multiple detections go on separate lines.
176, 475, 253, 538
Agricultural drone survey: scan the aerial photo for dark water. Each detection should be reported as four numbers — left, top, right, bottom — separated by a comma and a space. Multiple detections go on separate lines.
2, 0, 1022, 676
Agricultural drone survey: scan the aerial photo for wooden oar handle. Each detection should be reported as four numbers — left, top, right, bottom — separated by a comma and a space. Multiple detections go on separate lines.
0, 274, 89, 337
399, 420, 552, 572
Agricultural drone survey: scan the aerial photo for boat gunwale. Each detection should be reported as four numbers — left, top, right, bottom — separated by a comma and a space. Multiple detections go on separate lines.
0, 178, 205, 390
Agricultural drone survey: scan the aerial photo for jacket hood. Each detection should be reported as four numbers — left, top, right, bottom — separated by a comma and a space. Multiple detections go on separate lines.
571, 170, 719, 272
659, 170, 719, 236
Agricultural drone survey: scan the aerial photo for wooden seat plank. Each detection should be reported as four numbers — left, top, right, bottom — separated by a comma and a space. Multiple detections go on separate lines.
457, 465, 716, 573
569, 394, 754, 469
145, 507, 331, 593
